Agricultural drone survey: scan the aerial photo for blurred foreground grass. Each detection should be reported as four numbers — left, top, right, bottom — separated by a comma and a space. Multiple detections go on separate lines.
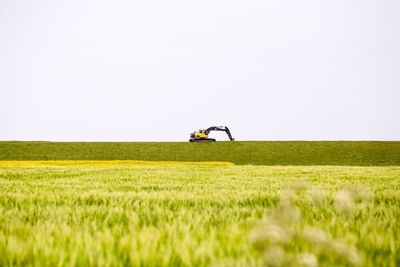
0, 165, 399, 266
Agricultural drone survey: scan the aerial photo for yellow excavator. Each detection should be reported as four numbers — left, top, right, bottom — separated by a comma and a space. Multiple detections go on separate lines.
189, 126, 235, 142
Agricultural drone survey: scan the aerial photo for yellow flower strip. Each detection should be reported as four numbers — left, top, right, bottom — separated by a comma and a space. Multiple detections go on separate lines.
0, 160, 235, 167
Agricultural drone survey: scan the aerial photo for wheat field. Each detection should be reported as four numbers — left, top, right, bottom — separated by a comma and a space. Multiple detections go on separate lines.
0, 165, 399, 266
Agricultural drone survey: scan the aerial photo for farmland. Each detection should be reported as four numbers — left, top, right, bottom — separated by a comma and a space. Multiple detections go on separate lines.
1, 141, 400, 166
0, 141, 400, 266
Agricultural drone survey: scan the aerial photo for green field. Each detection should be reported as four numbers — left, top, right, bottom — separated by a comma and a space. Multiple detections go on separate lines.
0, 141, 400, 266
1, 141, 400, 165
1, 165, 400, 266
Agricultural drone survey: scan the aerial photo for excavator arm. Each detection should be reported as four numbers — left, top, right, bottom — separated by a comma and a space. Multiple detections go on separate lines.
205, 126, 235, 141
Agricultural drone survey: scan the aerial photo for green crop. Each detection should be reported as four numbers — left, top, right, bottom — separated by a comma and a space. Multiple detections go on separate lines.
1, 141, 400, 166
0, 165, 399, 266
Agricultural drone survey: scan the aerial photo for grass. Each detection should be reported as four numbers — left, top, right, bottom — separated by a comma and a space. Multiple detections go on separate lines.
1, 141, 399, 266
0, 141, 399, 166
0, 165, 399, 266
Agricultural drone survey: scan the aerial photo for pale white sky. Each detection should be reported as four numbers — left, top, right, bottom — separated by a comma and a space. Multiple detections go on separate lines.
0, 0, 399, 141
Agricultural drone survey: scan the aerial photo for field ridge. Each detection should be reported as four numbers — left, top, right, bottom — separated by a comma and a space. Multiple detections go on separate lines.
1, 141, 399, 166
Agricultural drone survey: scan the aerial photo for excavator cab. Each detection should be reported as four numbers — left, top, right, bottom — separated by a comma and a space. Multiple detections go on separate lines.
195, 129, 208, 138
189, 126, 234, 142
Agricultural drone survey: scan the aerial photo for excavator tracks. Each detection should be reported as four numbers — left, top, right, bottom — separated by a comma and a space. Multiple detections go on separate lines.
189, 138, 216, 142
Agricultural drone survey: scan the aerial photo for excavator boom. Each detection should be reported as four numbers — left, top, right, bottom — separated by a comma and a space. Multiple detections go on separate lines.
205, 126, 234, 141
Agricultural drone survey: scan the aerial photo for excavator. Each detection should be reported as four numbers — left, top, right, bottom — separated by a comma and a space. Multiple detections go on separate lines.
189, 126, 235, 142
